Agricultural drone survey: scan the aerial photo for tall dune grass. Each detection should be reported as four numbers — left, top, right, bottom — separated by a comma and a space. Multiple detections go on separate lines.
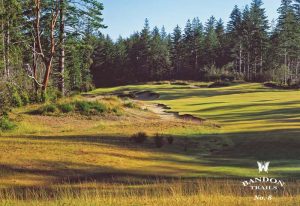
0, 179, 299, 206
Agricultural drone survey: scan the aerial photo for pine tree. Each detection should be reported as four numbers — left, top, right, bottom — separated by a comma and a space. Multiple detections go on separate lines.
249, 0, 269, 76
171, 25, 183, 78
192, 18, 204, 77
204, 16, 219, 67
183, 19, 195, 78
227, 6, 243, 73
215, 19, 228, 68
136, 19, 152, 81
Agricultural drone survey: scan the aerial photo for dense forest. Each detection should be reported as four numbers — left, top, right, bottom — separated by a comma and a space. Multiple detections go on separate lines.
1, 0, 300, 110
92, 0, 300, 87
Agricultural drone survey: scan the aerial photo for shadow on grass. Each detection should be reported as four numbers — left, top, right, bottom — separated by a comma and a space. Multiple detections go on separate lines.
3, 128, 300, 180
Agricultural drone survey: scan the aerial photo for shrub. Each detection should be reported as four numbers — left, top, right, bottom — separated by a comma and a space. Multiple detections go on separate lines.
124, 101, 139, 109
75, 101, 110, 115
131, 132, 148, 144
80, 82, 95, 92
264, 81, 279, 89
75, 101, 91, 113
92, 102, 108, 113
0, 116, 16, 131
208, 81, 231, 88
111, 106, 123, 116
20, 92, 30, 106
124, 102, 134, 108
33, 99, 122, 116
167, 136, 174, 144
12, 91, 23, 107
154, 134, 165, 148
45, 89, 61, 102
39, 104, 57, 114
59, 103, 75, 113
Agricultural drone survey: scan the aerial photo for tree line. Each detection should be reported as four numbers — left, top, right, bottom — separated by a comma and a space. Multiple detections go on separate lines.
1, 0, 300, 111
91, 0, 300, 87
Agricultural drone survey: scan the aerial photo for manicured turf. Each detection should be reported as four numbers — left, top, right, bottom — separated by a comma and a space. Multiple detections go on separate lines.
91, 83, 300, 178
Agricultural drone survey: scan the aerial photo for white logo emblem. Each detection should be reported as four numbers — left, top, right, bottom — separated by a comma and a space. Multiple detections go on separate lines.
257, 161, 270, 173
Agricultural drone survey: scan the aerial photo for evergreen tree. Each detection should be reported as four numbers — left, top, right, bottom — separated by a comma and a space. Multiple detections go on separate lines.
204, 16, 219, 67
138, 19, 151, 81
227, 5, 243, 73
192, 18, 204, 77
215, 19, 228, 68
249, 0, 269, 76
183, 19, 195, 78
171, 25, 183, 78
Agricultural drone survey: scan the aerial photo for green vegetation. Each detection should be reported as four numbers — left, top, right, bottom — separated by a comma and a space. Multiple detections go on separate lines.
1, 82, 300, 205
92, 83, 300, 170
0, 116, 16, 131
58, 103, 75, 113
74, 101, 108, 114
38, 104, 58, 114
32, 98, 124, 116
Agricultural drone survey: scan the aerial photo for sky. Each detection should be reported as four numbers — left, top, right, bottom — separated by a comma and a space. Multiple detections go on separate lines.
101, 0, 281, 40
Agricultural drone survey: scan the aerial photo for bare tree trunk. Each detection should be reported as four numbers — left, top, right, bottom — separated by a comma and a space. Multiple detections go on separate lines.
247, 53, 250, 80
33, 0, 60, 101
32, 39, 39, 100
1, 4, 6, 77
239, 43, 242, 74
254, 57, 257, 79
58, 0, 65, 96
5, 20, 10, 77
260, 53, 263, 74
260, 40, 263, 74
195, 50, 198, 71
243, 55, 246, 74
296, 57, 299, 79
284, 49, 287, 85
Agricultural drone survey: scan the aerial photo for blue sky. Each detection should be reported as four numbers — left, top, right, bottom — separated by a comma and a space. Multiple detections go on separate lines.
101, 0, 281, 40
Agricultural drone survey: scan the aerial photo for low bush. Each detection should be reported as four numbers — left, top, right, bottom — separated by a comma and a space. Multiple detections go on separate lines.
208, 81, 231, 88
154, 134, 165, 148
111, 106, 123, 116
12, 91, 23, 107
32, 98, 123, 116
45, 88, 62, 102
0, 116, 16, 131
167, 136, 174, 144
124, 102, 135, 108
80, 82, 95, 92
123, 101, 139, 109
264, 81, 279, 89
131, 132, 148, 144
38, 104, 58, 114
59, 103, 75, 113
20, 92, 30, 106
75, 101, 108, 114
